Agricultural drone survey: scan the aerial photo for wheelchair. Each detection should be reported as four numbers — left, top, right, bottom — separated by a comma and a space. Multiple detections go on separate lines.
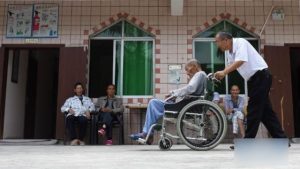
136, 73, 228, 151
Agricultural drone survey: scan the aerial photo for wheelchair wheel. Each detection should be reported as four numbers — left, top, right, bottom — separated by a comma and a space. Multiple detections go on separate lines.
158, 138, 173, 150
176, 100, 227, 151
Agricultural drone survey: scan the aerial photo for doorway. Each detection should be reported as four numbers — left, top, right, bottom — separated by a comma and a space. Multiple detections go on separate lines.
290, 47, 300, 137
2, 48, 59, 139
89, 40, 114, 97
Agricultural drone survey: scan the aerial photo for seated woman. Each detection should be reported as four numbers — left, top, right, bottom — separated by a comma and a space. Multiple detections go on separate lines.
130, 59, 207, 144
95, 84, 124, 145
213, 85, 245, 138
224, 85, 246, 138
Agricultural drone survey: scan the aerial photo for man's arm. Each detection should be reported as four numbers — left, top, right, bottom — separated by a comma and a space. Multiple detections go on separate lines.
215, 61, 244, 80
61, 98, 71, 113
112, 99, 124, 113
87, 98, 95, 112
171, 72, 205, 97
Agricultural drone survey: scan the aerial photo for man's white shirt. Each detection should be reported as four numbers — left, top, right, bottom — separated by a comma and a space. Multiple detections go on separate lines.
225, 38, 268, 81
61, 95, 95, 116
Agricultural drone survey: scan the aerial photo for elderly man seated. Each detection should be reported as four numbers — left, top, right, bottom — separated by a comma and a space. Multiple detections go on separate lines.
61, 82, 95, 146
130, 59, 207, 144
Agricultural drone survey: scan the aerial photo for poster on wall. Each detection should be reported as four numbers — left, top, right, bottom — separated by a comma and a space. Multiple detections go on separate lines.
6, 5, 33, 38
32, 4, 58, 37
168, 65, 182, 85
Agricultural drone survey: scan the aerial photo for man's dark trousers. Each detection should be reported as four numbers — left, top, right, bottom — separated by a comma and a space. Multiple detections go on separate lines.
245, 69, 287, 138
66, 115, 88, 140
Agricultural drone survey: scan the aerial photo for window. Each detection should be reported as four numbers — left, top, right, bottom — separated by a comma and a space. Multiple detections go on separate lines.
193, 20, 259, 95
89, 20, 154, 97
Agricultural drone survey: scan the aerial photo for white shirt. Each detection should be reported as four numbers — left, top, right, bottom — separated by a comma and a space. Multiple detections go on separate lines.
225, 38, 268, 81
171, 71, 207, 97
61, 95, 95, 117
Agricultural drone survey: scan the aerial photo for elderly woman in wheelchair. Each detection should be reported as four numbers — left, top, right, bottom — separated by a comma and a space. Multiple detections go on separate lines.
130, 59, 227, 150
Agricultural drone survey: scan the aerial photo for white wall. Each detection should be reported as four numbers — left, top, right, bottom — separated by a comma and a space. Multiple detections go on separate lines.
3, 50, 29, 139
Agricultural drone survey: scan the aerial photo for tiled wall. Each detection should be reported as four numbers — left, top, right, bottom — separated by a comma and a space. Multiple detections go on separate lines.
0, 0, 300, 103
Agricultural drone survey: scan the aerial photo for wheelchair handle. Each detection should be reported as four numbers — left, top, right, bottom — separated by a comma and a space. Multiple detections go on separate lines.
207, 73, 221, 83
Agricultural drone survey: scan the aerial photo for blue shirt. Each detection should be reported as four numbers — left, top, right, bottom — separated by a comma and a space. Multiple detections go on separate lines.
224, 95, 245, 113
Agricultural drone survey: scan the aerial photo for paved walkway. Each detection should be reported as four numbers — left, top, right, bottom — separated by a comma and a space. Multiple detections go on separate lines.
0, 144, 299, 169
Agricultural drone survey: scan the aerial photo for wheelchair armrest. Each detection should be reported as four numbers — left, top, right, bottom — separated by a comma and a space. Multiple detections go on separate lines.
186, 95, 204, 99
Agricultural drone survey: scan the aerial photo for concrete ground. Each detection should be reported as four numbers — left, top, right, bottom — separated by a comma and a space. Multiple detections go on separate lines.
0, 144, 299, 169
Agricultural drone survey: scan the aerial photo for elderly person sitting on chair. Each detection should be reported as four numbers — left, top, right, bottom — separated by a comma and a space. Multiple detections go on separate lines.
61, 82, 95, 146
130, 59, 207, 144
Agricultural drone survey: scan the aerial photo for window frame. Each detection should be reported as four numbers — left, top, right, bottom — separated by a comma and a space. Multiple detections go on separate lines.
89, 20, 155, 98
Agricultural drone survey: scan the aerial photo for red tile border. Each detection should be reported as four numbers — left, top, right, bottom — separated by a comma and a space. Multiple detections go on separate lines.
155, 30, 161, 35
155, 88, 160, 94
155, 78, 160, 83
147, 26, 153, 32
131, 17, 137, 23
155, 68, 160, 73
155, 58, 161, 64
219, 13, 225, 19
187, 39, 193, 44
155, 49, 161, 54
128, 98, 133, 104
123, 13, 129, 18
117, 13, 122, 18
225, 13, 231, 19
83, 30, 89, 35
233, 18, 239, 24
250, 27, 256, 33
155, 39, 161, 44
242, 22, 247, 28
83, 40, 88, 45
204, 22, 210, 28
100, 22, 106, 27
138, 98, 143, 103
92, 27, 99, 33
212, 17, 217, 23
139, 22, 145, 28
187, 49, 193, 54
187, 30, 193, 35
109, 17, 115, 23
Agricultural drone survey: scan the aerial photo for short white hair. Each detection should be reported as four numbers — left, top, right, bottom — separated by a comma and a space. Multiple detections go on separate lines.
185, 59, 201, 69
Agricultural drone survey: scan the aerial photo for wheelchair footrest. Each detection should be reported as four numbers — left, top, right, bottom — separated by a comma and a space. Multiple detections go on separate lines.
137, 138, 146, 144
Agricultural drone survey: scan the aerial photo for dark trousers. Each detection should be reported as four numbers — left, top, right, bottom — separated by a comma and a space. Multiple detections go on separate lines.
66, 115, 88, 140
98, 112, 118, 140
245, 69, 287, 138
164, 97, 198, 111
